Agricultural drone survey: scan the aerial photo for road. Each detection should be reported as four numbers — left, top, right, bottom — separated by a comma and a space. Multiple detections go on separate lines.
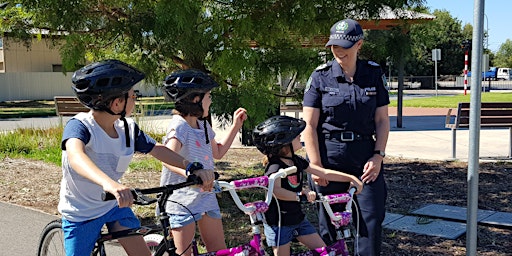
0, 201, 127, 255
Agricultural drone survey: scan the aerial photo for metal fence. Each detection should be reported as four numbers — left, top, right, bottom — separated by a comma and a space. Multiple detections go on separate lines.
387, 75, 512, 90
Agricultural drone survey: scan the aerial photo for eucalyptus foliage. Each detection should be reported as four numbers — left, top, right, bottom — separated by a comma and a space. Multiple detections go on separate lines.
1, 0, 424, 132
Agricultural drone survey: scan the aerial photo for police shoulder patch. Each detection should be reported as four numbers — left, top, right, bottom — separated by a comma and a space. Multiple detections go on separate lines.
304, 77, 312, 93
381, 74, 388, 90
368, 61, 380, 67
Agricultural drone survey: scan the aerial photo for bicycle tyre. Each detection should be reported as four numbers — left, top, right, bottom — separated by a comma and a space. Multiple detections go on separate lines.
37, 219, 65, 256
145, 234, 180, 256
144, 234, 164, 254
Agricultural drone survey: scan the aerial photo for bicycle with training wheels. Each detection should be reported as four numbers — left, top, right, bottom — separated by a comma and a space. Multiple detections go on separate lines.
143, 166, 298, 256
36, 174, 207, 256
288, 187, 359, 256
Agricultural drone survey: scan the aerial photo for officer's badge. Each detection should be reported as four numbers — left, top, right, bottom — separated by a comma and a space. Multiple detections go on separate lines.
364, 87, 377, 96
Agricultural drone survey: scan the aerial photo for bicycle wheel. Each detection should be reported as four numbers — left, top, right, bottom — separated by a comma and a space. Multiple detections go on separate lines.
144, 234, 164, 253
37, 219, 65, 256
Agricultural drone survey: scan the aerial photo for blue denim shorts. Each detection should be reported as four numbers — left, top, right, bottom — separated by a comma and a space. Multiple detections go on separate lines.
62, 206, 140, 255
263, 218, 318, 246
169, 209, 222, 228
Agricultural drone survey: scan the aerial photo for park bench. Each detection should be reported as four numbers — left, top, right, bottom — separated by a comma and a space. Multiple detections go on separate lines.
54, 96, 90, 124
279, 104, 302, 119
445, 102, 512, 159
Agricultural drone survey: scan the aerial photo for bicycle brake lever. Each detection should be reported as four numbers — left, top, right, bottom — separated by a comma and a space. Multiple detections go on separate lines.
133, 190, 157, 205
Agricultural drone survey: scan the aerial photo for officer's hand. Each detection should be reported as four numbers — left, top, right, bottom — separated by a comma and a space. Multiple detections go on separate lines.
311, 174, 329, 186
362, 157, 382, 184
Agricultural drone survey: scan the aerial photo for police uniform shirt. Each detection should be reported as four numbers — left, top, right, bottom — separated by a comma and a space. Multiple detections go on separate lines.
303, 59, 389, 135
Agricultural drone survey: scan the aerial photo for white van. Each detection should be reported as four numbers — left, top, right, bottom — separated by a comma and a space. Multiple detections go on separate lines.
497, 68, 512, 80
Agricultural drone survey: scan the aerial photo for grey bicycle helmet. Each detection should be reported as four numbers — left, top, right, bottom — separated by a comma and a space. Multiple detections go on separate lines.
72, 59, 145, 148
162, 69, 219, 103
72, 59, 145, 110
163, 69, 219, 144
252, 115, 306, 155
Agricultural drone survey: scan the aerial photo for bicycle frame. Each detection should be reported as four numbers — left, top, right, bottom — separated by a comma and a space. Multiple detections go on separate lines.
289, 188, 357, 256
145, 166, 297, 256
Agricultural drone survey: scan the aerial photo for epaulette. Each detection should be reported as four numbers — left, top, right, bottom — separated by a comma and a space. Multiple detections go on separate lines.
315, 63, 330, 71
367, 61, 380, 67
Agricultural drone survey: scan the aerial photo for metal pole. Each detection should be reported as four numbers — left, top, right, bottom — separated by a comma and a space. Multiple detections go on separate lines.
464, 51, 469, 95
435, 58, 438, 96
467, 0, 485, 255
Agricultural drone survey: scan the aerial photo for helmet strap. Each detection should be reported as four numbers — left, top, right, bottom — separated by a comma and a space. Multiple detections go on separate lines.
120, 94, 130, 147
289, 144, 295, 158
203, 119, 210, 144
102, 94, 130, 147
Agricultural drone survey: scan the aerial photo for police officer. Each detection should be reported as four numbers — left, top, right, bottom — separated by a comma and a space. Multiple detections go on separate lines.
302, 19, 390, 256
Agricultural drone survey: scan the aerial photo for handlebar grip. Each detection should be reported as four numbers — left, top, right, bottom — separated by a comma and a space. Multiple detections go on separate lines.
282, 166, 297, 176
101, 172, 219, 201
187, 172, 220, 184
101, 189, 137, 201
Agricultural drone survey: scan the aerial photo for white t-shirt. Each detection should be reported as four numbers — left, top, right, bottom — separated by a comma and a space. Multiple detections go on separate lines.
58, 112, 154, 222
159, 115, 218, 215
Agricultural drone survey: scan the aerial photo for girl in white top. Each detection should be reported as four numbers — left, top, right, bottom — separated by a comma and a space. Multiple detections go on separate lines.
160, 69, 247, 256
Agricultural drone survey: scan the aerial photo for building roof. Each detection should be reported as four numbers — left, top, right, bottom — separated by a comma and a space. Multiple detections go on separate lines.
357, 6, 436, 30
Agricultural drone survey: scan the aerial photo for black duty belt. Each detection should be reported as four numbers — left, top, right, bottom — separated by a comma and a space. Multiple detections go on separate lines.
324, 131, 374, 142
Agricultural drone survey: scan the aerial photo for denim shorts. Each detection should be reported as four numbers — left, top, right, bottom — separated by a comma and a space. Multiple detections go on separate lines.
169, 209, 222, 228
61, 206, 140, 255
263, 218, 318, 246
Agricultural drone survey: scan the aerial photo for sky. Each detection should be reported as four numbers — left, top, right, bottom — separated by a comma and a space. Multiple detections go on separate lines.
426, 0, 511, 53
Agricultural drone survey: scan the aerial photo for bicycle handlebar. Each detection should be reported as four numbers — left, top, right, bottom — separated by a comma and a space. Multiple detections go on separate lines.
102, 172, 220, 204
214, 166, 297, 214
321, 187, 356, 225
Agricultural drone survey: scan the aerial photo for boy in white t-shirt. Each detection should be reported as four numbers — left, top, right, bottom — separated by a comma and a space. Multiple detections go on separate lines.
160, 69, 247, 255
59, 60, 214, 256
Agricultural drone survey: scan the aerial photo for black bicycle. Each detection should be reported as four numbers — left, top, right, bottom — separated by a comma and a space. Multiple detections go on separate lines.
37, 174, 206, 256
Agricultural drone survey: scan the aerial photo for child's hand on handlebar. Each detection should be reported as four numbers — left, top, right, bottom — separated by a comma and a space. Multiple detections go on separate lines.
350, 178, 364, 195
304, 189, 317, 203
195, 169, 216, 192
103, 182, 134, 208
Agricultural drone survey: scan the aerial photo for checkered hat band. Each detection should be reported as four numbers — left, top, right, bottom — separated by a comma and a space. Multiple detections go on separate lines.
329, 34, 364, 41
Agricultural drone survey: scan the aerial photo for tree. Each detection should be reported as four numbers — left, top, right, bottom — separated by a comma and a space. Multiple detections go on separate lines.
1, 0, 425, 137
494, 40, 512, 68
407, 10, 466, 76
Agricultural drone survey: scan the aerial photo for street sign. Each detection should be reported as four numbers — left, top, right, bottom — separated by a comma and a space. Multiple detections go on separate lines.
432, 49, 441, 61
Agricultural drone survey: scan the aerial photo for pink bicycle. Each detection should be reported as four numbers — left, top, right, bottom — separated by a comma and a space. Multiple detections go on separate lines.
289, 187, 358, 256
143, 166, 298, 256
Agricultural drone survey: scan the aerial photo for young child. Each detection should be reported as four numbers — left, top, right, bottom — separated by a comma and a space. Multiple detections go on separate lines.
59, 60, 214, 256
160, 69, 247, 255
252, 115, 363, 256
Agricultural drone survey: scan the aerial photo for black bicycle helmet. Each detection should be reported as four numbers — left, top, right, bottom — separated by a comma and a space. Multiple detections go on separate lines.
162, 69, 219, 103
252, 115, 306, 155
72, 59, 145, 110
